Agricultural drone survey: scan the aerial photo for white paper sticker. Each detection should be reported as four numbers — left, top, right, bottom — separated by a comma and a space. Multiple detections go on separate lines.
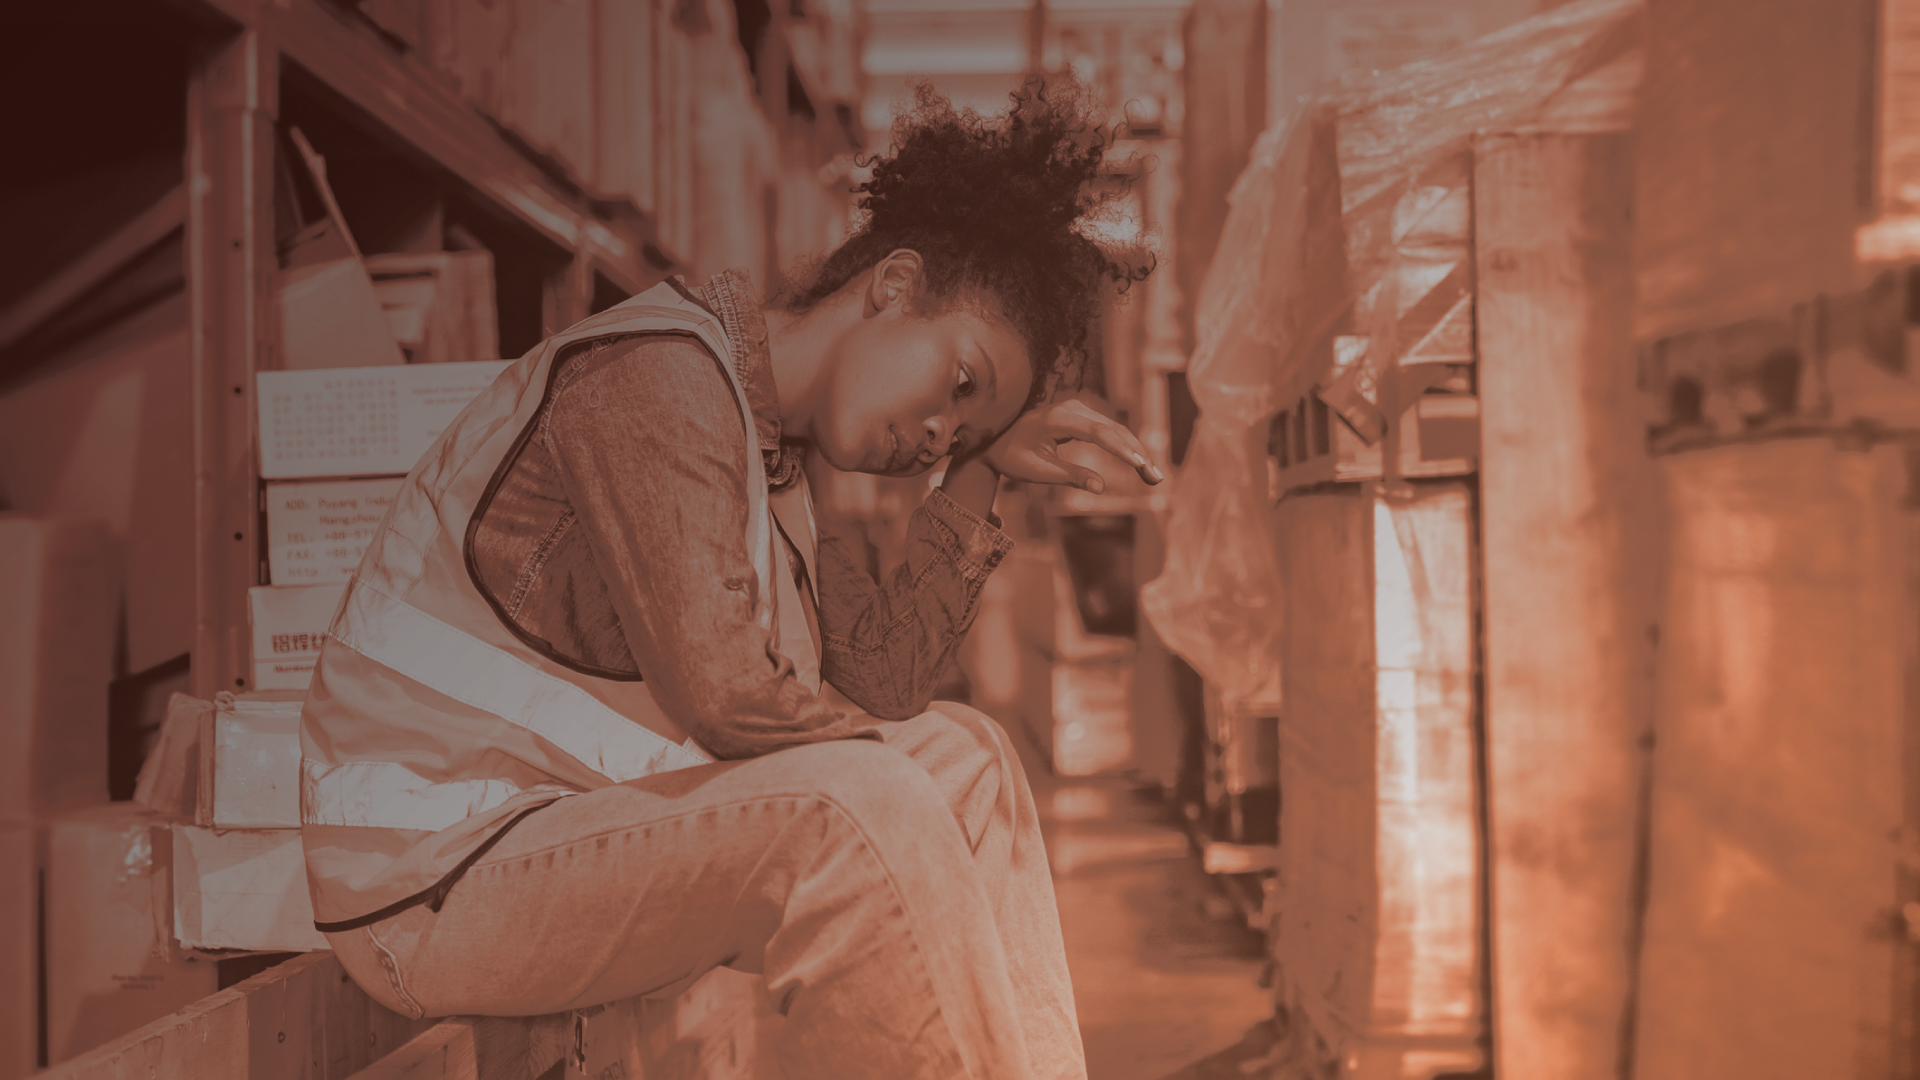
265, 478, 404, 584
256, 360, 510, 479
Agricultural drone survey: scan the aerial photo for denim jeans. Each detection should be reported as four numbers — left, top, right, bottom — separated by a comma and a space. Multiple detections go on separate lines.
326, 704, 1084, 1080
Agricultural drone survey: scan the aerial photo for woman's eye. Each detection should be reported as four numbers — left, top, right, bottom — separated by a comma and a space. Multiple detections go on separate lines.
956, 367, 976, 399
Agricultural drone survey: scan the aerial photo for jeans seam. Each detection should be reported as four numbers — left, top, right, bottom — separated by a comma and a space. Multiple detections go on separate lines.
363, 923, 428, 1019
804, 791, 980, 1077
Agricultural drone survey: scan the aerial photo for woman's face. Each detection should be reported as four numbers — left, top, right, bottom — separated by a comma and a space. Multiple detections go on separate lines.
813, 299, 1034, 477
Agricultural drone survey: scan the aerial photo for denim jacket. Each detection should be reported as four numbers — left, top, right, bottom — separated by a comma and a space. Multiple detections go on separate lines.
465, 269, 1015, 759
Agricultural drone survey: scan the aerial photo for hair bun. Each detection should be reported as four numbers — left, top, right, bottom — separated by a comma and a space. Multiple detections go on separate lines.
860, 81, 1108, 243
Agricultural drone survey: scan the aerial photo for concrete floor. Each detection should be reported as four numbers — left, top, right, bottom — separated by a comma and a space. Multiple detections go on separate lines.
1036, 779, 1279, 1080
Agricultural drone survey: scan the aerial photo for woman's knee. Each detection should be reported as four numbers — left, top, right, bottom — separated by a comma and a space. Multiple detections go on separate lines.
790, 738, 951, 829
921, 702, 1018, 764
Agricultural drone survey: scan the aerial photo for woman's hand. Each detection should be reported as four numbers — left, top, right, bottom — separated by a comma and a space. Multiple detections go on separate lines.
974, 399, 1165, 493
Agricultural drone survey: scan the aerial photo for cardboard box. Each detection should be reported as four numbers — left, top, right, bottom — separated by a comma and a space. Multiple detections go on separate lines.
366, 251, 499, 366
248, 583, 345, 691
277, 256, 408, 371
264, 478, 404, 585
45, 806, 218, 1065
132, 692, 206, 821
0, 515, 116, 822
172, 825, 327, 953
276, 127, 407, 372
202, 693, 304, 830
256, 360, 510, 479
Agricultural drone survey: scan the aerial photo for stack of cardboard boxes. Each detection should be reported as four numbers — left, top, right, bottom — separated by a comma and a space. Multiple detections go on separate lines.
0, 518, 227, 1076
2, 136, 511, 1077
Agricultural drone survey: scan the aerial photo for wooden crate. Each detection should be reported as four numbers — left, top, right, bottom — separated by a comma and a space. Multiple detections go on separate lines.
1474, 128, 1655, 1080
1630, 439, 1910, 1080
40, 952, 438, 1080
1270, 480, 1481, 1078
1266, 380, 1477, 495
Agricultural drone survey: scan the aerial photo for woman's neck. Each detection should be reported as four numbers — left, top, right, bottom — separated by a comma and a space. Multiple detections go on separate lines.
764, 294, 855, 442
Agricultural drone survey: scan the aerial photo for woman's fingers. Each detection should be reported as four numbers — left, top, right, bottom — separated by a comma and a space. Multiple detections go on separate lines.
1045, 402, 1164, 484
1001, 446, 1105, 492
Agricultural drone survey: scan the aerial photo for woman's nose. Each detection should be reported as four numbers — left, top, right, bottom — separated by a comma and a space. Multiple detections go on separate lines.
921, 415, 953, 462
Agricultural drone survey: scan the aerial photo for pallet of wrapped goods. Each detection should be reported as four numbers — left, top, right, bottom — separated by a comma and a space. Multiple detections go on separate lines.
1143, 4, 1644, 1077
44, 807, 218, 1067
1269, 480, 1480, 1077
1626, 4, 1920, 1076
1146, 0, 1636, 700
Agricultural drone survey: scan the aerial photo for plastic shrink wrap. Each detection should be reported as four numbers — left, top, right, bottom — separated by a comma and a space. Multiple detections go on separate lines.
1140, 0, 1641, 710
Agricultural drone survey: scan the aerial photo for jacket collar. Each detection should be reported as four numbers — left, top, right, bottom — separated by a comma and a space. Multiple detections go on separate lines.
691, 268, 802, 488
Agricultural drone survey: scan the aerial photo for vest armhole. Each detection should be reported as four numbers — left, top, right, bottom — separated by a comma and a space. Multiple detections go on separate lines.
461, 327, 739, 684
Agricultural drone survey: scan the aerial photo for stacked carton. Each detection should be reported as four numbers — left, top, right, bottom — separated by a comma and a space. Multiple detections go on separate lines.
0, 518, 230, 1075
251, 132, 507, 697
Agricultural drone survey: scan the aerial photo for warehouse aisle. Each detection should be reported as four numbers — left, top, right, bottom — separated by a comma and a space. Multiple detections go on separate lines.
1038, 778, 1279, 1080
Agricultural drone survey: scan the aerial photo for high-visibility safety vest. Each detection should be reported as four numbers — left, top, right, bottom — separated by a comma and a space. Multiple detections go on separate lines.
299, 278, 822, 931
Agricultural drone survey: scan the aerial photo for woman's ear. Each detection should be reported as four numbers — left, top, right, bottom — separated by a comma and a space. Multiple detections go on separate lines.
865, 249, 924, 316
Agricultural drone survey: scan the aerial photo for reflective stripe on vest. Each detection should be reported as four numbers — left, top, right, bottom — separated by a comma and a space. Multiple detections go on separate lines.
333, 579, 711, 781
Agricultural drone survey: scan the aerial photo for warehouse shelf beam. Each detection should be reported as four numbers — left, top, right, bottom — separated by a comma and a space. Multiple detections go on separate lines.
270, 0, 666, 296
154, 0, 669, 294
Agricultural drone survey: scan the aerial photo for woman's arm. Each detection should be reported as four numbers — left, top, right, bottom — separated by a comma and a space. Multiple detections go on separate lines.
816, 398, 1162, 719
544, 336, 871, 758
815, 487, 1013, 719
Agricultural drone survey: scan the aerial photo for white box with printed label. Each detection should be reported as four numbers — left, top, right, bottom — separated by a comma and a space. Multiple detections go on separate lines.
247, 583, 344, 691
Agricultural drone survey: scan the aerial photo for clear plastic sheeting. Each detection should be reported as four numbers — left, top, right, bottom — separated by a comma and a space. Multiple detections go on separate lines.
1142, 0, 1641, 710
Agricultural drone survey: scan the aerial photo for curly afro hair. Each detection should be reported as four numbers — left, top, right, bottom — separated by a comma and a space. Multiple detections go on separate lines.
778, 75, 1151, 410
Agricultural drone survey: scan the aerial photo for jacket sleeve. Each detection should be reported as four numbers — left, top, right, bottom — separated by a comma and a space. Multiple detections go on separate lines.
543, 335, 873, 759
815, 487, 1016, 720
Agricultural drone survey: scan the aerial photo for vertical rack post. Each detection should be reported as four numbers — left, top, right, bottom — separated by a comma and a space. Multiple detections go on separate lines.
186, 27, 278, 698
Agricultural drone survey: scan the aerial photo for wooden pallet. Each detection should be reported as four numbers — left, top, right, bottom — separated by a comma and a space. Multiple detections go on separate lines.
40, 951, 779, 1080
